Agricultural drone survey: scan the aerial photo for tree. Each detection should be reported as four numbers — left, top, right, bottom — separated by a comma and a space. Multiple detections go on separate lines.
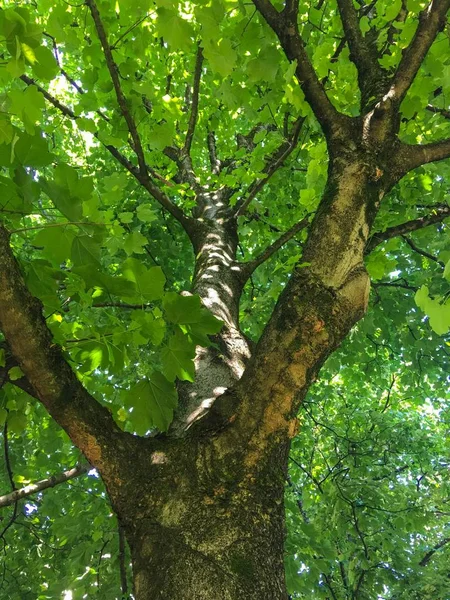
0, 0, 449, 598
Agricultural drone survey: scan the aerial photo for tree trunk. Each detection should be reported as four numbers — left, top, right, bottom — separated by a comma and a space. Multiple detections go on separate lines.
104, 431, 289, 599
102, 152, 379, 597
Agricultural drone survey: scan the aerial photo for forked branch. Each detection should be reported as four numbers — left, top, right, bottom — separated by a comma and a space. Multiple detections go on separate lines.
20, 77, 189, 229
336, 0, 385, 101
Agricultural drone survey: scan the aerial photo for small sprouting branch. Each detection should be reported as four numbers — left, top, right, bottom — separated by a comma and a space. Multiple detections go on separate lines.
183, 45, 204, 156
0, 464, 89, 509
235, 116, 305, 216
365, 207, 450, 253
240, 215, 310, 279
372, 279, 418, 292
427, 103, 450, 120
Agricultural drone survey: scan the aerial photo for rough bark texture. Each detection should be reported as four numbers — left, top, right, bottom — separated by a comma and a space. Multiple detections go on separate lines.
1, 1, 450, 598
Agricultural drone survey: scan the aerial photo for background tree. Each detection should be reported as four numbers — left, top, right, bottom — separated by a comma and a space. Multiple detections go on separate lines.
0, 0, 449, 598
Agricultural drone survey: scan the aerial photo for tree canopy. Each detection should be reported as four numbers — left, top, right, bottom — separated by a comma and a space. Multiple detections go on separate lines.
0, 0, 449, 598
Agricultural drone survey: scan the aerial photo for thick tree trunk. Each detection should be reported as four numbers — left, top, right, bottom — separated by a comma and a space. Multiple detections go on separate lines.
105, 432, 289, 599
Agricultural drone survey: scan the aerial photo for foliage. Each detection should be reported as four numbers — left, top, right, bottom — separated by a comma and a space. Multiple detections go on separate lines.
0, 0, 449, 598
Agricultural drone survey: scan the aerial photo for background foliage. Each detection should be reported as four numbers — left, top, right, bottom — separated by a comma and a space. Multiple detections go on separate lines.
0, 0, 449, 598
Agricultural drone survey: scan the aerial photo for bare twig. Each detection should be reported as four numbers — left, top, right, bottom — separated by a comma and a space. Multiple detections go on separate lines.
402, 235, 445, 267
419, 536, 450, 566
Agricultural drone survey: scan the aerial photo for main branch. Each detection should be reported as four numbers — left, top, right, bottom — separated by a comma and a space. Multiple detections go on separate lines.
252, 0, 342, 135
0, 226, 128, 476
389, 0, 450, 103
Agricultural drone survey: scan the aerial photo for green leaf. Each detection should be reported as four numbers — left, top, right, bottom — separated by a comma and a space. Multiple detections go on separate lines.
71, 235, 101, 267
125, 372, 177, 433
161, 329, 196, 382
7, 410, 27, 434
203, 38, 237, 77
123, 231, 148, 255
0, 116, 14, 144
31, 45, 59, 80
136, 203, 157, 223
8, 366, 24, 380
121, 257, 165, 301
34, 227, 76, 265
157, 8, 194, 50
162, 292, 222, 345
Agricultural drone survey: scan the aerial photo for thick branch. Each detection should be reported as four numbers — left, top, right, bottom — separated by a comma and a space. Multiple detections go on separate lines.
0, 225, 127, 474
394, 138, 450, 176
0, 464, 89, 508
183, 45, 204, 156
252, 0, 342, 134
240, 216, 310, 279
389, 0, 450, 103
336, 0, 384, 93
235, 116, 305, 216
365, 207, 450, 253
